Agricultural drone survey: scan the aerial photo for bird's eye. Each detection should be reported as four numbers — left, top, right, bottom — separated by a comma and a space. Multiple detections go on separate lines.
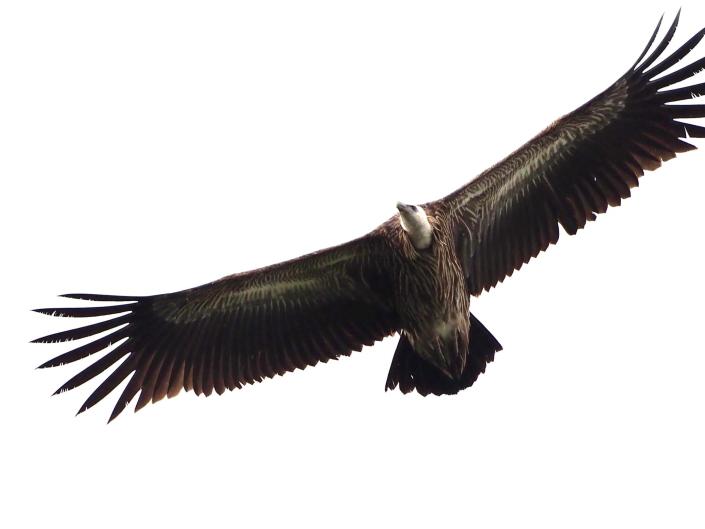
411, 205, 417, 211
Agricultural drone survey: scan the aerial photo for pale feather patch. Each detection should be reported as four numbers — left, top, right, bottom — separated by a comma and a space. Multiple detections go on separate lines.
453, 80, 629, 211
398, 205, 433, 250
434, 316, 461, 340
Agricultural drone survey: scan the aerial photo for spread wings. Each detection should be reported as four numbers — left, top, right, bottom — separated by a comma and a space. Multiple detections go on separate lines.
445, 13, 705, 295
33, 233, 400, 421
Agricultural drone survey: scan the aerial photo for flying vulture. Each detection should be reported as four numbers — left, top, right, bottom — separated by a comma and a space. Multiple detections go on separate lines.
34, 13, 705, 421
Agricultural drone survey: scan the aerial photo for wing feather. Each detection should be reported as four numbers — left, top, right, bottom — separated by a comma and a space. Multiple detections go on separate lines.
442, 14, 705, 295
34, 232, 400, 421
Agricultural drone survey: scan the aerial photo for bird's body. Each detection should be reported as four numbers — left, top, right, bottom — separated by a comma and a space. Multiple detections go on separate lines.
387, 207, 471, 378
34, 12, 705, 421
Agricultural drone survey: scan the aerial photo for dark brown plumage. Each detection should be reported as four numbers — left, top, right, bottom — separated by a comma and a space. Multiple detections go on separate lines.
34, 13, 705, 421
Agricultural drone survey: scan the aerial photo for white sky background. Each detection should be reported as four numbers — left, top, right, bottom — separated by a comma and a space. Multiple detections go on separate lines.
2, 0, 705, 527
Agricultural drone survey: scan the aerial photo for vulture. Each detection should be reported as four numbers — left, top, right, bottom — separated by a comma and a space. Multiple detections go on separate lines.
34, 13, 705, 422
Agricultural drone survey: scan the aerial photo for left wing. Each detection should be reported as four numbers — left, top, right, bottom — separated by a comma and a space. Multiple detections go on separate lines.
33, 233, 400, 422
443, 13, 705, 295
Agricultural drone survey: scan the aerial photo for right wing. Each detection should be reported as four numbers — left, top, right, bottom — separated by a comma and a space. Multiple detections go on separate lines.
441, 13, 705, 295
33, 232, 400, 422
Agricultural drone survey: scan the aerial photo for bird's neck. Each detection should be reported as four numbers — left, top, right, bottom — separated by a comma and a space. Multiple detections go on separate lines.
401, 215, 433, 250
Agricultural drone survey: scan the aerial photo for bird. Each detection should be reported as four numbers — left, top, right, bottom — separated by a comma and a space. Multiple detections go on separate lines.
34, 12, 705, 422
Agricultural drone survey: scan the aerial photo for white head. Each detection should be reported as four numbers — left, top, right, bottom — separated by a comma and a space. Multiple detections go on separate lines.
396, 202, 433, 250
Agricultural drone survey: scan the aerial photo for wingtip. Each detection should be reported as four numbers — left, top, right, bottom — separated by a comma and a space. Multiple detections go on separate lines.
52, 382, 74, 396
59, 293, 141, 302
670, 8, 681, 30
107, 404, 125, 424
630, 10, 681, 73
53, 385, 71, 397
60, 293, 109, 301
32, 307, 64, 317
31, 334, 63, 344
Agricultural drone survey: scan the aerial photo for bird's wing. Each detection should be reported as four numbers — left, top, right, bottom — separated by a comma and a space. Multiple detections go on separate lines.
442, 13, 705, 295
33, 231, 400, 421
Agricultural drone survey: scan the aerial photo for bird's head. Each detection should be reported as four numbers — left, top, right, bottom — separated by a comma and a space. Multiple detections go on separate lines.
396, 202, 433, 250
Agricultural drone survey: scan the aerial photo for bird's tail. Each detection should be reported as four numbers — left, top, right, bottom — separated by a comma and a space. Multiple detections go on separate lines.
385, 312, 502, 396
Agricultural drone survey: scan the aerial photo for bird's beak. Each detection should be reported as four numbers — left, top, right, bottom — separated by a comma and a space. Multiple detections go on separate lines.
396, 202, 410, 213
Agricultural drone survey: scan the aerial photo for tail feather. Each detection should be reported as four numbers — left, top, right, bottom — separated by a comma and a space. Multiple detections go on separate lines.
385, 312, 502, 396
